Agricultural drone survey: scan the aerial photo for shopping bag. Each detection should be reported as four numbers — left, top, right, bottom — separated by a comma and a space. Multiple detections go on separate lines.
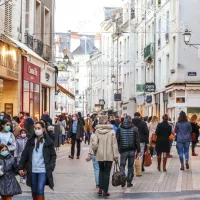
112, 161, 126, 187
144, 150, 152, 167
135, 156, 142, 177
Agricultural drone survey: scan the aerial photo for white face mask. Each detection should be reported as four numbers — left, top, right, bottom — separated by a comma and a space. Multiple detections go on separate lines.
35, 129, 43, 136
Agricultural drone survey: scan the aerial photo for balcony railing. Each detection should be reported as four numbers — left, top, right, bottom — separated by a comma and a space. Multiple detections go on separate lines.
24, 33, 34, 49
43, 44, 52, 61
158, 39, 161, 49
165, 33, 169, 42
34, 39, 43, 56
144, 43, 154, 59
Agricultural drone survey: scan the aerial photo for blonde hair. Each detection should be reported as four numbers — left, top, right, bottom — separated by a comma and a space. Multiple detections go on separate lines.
98, 115, 108, 124
151, 116, 158, 123
191, 114, 198, 123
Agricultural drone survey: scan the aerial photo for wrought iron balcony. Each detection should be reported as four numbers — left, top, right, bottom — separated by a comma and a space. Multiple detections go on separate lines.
34, 39, 43, 56
144, 43, 154, 60
43, 44, 52, 61
24, 33, 34, 49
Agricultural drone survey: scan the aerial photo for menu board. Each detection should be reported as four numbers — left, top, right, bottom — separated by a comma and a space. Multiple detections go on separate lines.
4, 103, 13, 117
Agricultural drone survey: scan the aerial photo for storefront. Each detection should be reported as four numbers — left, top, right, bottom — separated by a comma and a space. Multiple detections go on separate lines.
40, 66, 55, 118
0, 40, 20, 116
22, 57, 41, 121
155, 93, 160, 120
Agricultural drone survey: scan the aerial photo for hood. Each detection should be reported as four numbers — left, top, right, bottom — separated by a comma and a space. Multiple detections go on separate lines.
121, 118, 133, 129
132, 118, 142, 126
95, 124, 113, 134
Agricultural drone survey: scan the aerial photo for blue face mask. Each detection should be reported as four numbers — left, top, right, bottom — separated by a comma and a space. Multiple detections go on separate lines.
12, 121, 16, 124
5, 126, 11, 132
0, 116, 3, 120
1, 150, 9, 157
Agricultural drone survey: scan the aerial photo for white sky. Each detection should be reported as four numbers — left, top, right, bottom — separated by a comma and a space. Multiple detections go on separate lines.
55, 0, 122, 33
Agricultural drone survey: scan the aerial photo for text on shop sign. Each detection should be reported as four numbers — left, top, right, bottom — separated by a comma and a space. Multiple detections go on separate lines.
28, 66, 38, 76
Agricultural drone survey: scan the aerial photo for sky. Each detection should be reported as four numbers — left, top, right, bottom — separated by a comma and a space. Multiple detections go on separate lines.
55, 0, 122, 34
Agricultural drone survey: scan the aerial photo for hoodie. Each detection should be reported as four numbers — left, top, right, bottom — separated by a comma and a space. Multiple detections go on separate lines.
91, 124, 119, 161
132, 118, 149, 143
117, 118, 140, 153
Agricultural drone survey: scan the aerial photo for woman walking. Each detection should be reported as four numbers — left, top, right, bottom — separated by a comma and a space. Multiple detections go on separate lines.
190, 114, 199, 156
92, 115, 119, 197
0, 120, 16, 156
175, 111, 192, 170
155, 114, 172, 172
18, 122, 57, 200
56, 116, 66, 145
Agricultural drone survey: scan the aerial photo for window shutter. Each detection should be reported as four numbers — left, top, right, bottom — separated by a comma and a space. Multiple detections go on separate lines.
4, 0, 13, 36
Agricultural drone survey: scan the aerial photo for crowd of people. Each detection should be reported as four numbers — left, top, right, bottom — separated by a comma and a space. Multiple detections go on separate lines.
0, 109, 199, 199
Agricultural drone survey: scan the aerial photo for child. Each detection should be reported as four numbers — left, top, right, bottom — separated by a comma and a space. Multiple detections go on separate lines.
16, 129, 28, 184
0, 144, 22, 199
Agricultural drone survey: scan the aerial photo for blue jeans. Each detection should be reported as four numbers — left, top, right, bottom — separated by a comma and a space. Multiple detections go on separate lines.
92, 155, 99, 185
62, 134, 66, 145
177, 142, 190, 164
32, 173, 47, 196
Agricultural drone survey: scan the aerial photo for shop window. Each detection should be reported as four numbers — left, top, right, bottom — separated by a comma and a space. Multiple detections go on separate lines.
23, 80, 30, 112
42, 87, 50, 115
188, 108, 200, 123
33, 84, 40, 122
176, 97, 185, 103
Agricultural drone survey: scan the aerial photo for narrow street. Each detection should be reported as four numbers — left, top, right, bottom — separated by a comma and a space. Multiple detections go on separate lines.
14, 144, 200, 200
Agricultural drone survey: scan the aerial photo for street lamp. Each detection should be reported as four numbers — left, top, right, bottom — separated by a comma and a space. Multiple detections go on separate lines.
111, 74, 116, 83
183, 30, 191, 45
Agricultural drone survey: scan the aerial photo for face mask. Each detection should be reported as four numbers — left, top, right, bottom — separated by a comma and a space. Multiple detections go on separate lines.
12, 121, 16, 124
1, 150, 9, 157
35, 129, 43, 136
21, 133, 27, 138
0, 116, 3, 120
5, 126, 11, 132
73, 117, 77, 121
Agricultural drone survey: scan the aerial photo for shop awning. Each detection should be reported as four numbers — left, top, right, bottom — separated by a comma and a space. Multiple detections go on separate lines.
57, 83, 75, 100
0, 34, 47, 63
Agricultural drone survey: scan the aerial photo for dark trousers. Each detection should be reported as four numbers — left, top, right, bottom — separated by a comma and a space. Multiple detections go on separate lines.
62, 134, 66, 145
98, 161, 112, 193
85, 131, 91, 145
71, 134, 81, 156
192, 141, 197, 152
32, 173, 46, 196
120, 151, 135, 184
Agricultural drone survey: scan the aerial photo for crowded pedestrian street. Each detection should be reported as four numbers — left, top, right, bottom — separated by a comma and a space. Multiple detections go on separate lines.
12, 143, 200, 200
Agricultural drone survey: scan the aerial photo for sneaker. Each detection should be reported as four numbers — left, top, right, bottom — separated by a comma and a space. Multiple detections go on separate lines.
77, 156, 80, 159
127, 183, 133, 187
192, 152, 198, 156
103, 192, 110, 197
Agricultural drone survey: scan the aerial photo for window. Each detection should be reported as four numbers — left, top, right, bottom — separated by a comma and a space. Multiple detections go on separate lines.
119, 41, 122, 61
25, 0, 30, 29
157, 59, 161, 88
127, 36, 129, 61
158, 0, 161, 7
148, 25, 151, 44
124, 38, 127, 62
35, 1, 41, 40
152, 22, 154, 42
158, 19, 161, 48
166, 54, 169, 84
4, 1, 12, 36
166, 11, 170, 33
44, 8, 50, 45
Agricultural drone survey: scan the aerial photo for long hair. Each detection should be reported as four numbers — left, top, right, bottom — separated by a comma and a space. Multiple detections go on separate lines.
0, 119, 9, 131
190, 114, 198, 123
178, 111, 188, 123
151, 116, 158, 123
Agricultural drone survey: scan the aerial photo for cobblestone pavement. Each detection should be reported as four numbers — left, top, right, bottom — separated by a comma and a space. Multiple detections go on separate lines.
13, 144, 200, 200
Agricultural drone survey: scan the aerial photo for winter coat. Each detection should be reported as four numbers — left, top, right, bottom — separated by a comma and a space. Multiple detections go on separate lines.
16, 136, 28, 163
24, 117, 34, 138
18, 133, 57, 190
84, 118, 93, 133
116, 118, 141, 153
0, 132, 16, 152
111, 124, 118, 133
0, 154, 22, 196
191, 122, 199, 142
155, 121, 172, 153
132, 118, 149, 143
56, 120, 66, 135
92, 124, 119, 161
69, 120, 84, 139
175, 122, 192, 143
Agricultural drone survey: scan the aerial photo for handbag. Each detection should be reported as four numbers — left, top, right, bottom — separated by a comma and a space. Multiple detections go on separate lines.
169, 134, 175, 141
112, 161, 126, 187
135, 156, 142, 177
191, 133, 196, 142
144, 150, 152, 167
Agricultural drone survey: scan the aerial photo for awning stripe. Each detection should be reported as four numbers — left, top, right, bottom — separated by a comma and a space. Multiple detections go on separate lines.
57, 83, 75, 100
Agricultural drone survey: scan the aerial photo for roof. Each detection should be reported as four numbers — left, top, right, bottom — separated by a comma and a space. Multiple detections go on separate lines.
1, 34, 47, 63
57, 83, 75, 100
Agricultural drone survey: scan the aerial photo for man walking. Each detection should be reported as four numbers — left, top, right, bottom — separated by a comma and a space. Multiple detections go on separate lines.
84, 114, 93, 145
132, 112, 149, 172
116, 116, 140, 187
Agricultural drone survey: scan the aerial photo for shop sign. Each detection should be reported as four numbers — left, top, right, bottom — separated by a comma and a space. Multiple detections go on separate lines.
136, 84, 145, 92
99, 99, 105, 106
145, 83, 156, 92
188, 72, 196, 76
136, 96, 145, 104
45, 73, 50, 81
146, 95, 152, 103
23, 57, 40, 84
114, 93, 122, 101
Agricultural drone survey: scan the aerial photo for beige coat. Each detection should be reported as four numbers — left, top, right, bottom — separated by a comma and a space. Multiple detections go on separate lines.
92, 125, 119, 161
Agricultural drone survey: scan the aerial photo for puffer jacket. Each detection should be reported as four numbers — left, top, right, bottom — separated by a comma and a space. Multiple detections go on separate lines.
0, 154, 22, 196
116, 118, 140, 153
92, 124, 119, 161
16, 135, 28, 163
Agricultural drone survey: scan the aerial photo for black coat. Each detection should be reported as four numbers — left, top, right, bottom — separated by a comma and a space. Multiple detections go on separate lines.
116, 119, 140, 153
18, 133, 57, 189
132, 118, 149, 143
24, 118, 35, 138
69, 120, 84, 139
0, 155, 22, 196
155, 121, 172, 153
191, 122, 199, 141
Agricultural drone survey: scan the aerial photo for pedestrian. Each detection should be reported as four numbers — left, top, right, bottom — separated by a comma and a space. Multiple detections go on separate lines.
116, 116, 140, 187
175, 111, 192, 170
0, 144, 22, 200
155, 114, 172, 172
19, 112, 25, 128
114, 116, 120, 128
167, 118, 175, 158
68, 114, 84, 159
56, 116, 66, 145
84, 114, 93, 145
110, 119, 118, 133
78, 112, 85, 126
16, 129, 28, 184
0, 119, 16, 156
41, 111, 52, 125
132, 112, 149, 172
24, 113, 34, 138
18, 121, 57, 200
92, 115, 119, 197
86, 132, 99, 188
148, 116, 159, 157
12, 116, 21, 137
190, 114, 199, 156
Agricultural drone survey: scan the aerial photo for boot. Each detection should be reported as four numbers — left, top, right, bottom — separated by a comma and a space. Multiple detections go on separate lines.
32, 196, 38, 200
37, 196, 45, 200
185, 160, 189, 169
157, 156, 161, 171
180, 164, 184, 170
192, 152, 198, 156
163, 157, 167, 172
